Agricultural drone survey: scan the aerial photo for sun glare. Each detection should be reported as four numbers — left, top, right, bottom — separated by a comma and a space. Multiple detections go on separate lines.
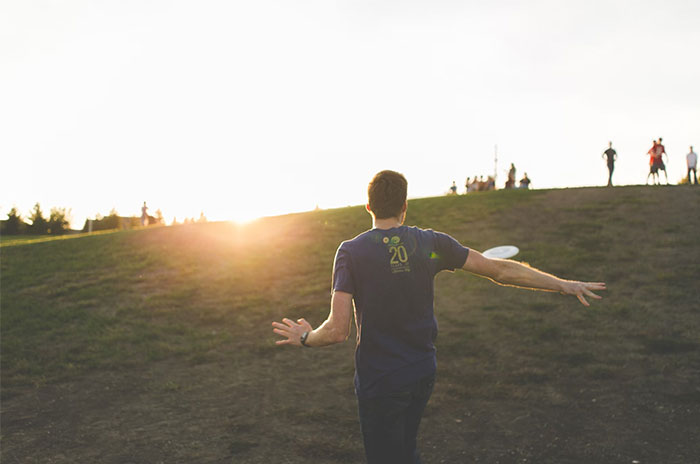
229, 211, 260, 225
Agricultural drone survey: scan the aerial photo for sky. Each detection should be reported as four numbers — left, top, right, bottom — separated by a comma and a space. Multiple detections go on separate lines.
2, 0, 699, 228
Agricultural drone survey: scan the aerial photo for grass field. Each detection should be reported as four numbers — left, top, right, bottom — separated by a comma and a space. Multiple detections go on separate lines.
2, 185, 699, 463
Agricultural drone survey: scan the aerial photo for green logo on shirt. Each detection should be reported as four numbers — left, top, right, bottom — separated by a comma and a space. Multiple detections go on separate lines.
385, 236, 410, 274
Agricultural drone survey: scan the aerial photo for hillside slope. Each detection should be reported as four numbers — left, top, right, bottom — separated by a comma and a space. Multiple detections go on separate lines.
2, 185, 699, 463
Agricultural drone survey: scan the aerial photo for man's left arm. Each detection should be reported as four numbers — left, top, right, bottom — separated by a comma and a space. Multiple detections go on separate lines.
272, 290, 353, 347
462, 249, 606, 307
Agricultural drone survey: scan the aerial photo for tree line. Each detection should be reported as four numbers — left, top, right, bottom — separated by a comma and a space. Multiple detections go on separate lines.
0, 204, 168, 236
1, 204, 70, 235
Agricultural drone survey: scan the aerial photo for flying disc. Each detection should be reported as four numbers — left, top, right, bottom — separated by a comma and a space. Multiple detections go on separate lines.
482, 245, 519, 259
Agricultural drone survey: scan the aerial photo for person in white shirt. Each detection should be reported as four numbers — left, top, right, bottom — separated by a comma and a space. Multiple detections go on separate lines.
687, 146, 698, 185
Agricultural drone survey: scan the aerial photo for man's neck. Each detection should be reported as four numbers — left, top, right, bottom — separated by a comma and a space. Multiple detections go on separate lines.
373, 216, 403, 230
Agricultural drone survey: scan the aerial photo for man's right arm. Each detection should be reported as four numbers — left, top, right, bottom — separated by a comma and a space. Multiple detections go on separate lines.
461, 250, 606, 306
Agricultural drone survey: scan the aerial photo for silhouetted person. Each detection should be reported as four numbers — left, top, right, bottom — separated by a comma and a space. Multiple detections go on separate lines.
654, 137, 669, 184
687, 146, 698, 185
468, 175, 479, 193
449, 181, 457, 195
505, 163, 516, 189
141, 202, 149, 226
519, 173, 531, 189
272, 170, 606, 464
602, 141, 617, 186
486, 176, 495, 190
647, 140, 660, 185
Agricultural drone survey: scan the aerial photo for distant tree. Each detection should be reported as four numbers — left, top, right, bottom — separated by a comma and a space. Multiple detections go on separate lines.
27, 203, 48, 235
3, 207, 26, 235
85, 209, 121, 232
48, 207, 71, 235
197, 211, 207, 223
171, 217, 179, 226
102, 208, 120, 230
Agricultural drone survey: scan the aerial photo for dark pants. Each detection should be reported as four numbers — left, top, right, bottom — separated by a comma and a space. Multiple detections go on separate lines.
357, 374, 435, 464
689, 167, 697, 185
607, 163, 614, 186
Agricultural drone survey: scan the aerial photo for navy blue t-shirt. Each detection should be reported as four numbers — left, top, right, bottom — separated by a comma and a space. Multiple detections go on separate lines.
332, 225, 469, 399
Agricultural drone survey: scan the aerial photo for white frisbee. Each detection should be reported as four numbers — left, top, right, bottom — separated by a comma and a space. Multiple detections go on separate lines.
482, 245, 519, 259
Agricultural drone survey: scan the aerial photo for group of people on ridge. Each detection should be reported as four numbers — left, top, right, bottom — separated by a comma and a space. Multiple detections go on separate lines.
462, 176, 495, 193
602, 139, 697, 186
449, 163, 531, 195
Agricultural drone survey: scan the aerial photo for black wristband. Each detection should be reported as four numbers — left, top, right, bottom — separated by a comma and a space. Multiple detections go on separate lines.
300, 331, 311, 347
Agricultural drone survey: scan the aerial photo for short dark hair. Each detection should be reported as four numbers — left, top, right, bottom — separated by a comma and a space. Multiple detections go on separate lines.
368, 170, 407, 219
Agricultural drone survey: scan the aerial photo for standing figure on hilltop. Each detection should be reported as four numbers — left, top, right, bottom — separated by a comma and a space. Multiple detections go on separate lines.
687, 146, 698, 185
141, 202, 149, 227
272, 170, 606, 464
519, 172, 531, 189
486, 176, 495, 190
653, 138, 669, 184
602, 141, 617, 187
646, 140, 660, 185
505, 163, 516, 189
449, 181, 457, 195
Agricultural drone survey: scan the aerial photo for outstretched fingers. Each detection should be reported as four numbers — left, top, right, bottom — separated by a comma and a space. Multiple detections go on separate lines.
272, 320, 294, 342
576, 293, 590, 307
575, 282, 606, 307
271, 321, 293, 333
585, 282, 607, 291
272, 317, 310, 347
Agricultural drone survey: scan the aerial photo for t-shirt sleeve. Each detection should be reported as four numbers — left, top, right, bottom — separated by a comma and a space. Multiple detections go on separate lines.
433, 231, 470, 272
332, 242, 355, 294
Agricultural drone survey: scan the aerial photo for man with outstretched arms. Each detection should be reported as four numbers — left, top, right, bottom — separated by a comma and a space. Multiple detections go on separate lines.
272, 170, 606, 464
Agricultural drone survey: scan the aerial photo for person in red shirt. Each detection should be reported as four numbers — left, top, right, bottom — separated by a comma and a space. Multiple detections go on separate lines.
647, 140, 659, 185
654, 137, 669, 184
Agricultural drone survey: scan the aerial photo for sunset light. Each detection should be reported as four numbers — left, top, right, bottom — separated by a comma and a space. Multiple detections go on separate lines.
3, 2, 699, 461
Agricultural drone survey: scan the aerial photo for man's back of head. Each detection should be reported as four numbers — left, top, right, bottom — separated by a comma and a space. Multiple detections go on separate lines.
368, 170, 408, 219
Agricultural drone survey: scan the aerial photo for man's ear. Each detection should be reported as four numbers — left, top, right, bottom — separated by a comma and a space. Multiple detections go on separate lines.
366, 204, 372, 213
401, 201, 407, 213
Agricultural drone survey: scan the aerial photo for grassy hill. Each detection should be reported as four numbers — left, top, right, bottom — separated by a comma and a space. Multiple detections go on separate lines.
2, 186, 699, 463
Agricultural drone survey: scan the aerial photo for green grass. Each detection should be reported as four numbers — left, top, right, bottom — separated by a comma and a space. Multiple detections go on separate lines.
2, 185, 700, 463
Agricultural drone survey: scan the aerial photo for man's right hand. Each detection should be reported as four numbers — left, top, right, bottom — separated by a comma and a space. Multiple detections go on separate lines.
272, 318, 313, 346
